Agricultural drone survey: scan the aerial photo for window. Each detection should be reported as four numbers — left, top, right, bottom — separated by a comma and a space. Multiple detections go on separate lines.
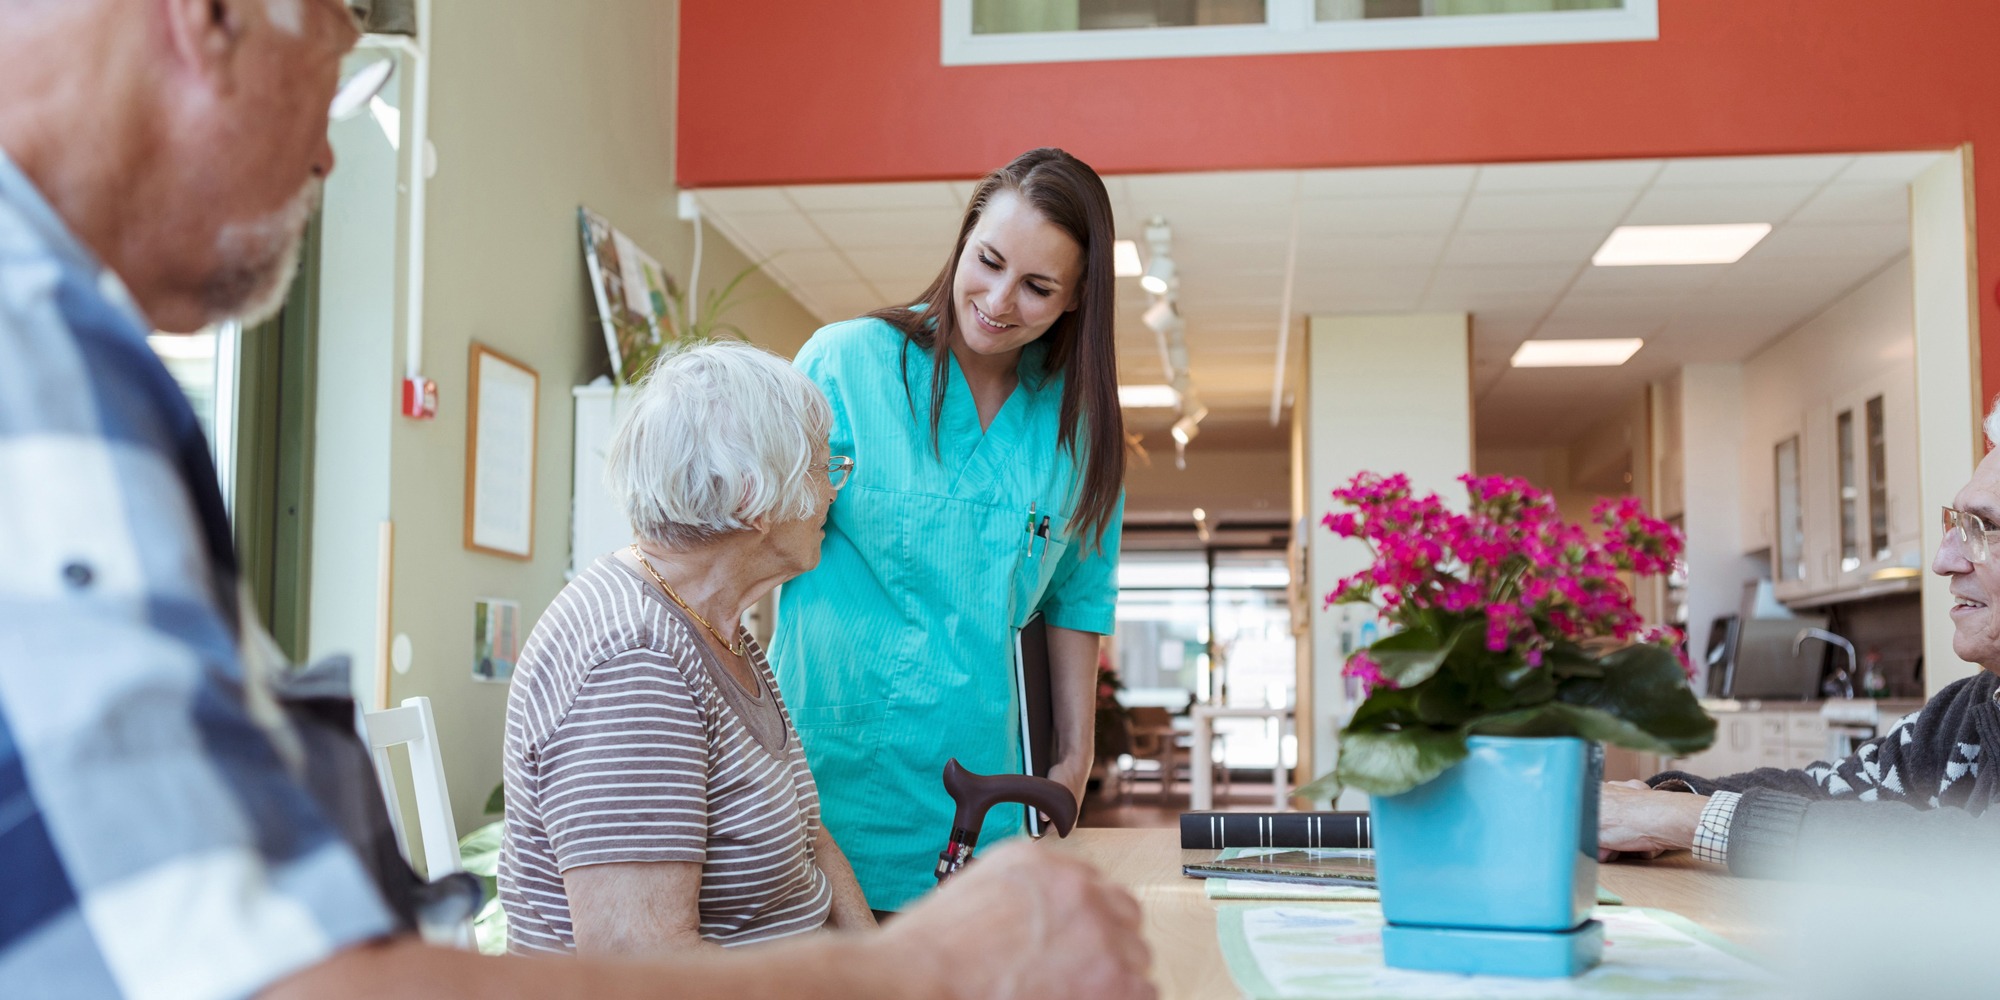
149, 324, 242, 518
1113, 548, 1296, 770
944, 0, 1654, 64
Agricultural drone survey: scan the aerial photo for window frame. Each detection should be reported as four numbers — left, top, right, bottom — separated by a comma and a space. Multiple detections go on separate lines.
941, 0, 1657, 66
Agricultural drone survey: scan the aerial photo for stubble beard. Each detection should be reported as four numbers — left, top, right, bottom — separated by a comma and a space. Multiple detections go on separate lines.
203, 177, 322, 326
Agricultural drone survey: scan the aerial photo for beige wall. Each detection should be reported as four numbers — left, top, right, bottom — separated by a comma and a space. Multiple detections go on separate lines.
382, 0, 821, 833
1304, 313, 1471, 806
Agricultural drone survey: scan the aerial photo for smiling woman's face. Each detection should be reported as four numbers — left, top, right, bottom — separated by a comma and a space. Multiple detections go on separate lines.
1936, 448, 2000, 671
951, 190, 1083, 361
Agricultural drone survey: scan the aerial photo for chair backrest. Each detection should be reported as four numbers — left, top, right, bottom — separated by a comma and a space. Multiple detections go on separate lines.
1128, 705, 1174, 730
363, 696, 463, 878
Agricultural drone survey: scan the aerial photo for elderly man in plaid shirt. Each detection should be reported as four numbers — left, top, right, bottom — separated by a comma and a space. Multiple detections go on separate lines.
0, 1, 1153, 999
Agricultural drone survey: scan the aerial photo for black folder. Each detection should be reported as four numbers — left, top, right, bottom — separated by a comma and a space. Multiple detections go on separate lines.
1014, 613, 1056, 836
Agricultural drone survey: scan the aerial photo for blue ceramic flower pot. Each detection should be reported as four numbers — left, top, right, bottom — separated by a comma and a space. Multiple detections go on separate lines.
1371, 736, 1604, 976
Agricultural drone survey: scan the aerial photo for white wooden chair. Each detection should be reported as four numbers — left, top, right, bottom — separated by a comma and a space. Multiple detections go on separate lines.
364, 695, 473, 947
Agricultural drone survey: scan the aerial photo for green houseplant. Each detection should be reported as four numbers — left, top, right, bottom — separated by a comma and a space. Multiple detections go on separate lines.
613, 261, 765, 385
1296, 472, 1715, 977
1297, 473, 1715, 802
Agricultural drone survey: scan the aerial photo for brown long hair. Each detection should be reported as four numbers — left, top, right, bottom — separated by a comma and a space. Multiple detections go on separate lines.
867, 148, 1124, 548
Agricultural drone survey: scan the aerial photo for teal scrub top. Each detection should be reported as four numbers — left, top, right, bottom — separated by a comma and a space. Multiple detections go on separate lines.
771, 317, 1123, 911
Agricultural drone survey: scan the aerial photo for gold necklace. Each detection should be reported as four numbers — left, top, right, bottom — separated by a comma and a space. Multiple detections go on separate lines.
630, 545, 748, 657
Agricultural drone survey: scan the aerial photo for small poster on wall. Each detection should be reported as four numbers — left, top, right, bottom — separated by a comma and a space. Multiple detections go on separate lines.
579, 206, 678, 384
473, 597, 521, 683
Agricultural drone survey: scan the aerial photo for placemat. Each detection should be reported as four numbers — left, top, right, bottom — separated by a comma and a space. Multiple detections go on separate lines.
1216, 904, 1775, 999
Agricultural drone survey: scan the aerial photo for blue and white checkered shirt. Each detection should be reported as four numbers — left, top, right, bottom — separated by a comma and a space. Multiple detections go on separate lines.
0, 149, 396, 998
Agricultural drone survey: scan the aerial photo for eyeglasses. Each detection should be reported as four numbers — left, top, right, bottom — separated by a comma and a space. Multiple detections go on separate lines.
330, 57, 396, 122
1942, 506, 1996, 563
815, 456, 854, 491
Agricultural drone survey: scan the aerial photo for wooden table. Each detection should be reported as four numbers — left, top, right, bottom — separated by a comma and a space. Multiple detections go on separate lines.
1053, 827, 1767, 999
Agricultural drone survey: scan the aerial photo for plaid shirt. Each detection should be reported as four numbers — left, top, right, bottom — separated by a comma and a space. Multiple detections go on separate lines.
0, 150, 395, 998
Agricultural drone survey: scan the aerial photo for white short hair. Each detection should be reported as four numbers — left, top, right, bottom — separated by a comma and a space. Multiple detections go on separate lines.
606, 340, 833, 549
1986, 396, 2000, 448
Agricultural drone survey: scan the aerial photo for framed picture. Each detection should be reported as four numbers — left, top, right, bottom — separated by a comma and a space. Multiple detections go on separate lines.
579, 206, 676, 383
465, 342, 539, 559
472, 598, 521, 683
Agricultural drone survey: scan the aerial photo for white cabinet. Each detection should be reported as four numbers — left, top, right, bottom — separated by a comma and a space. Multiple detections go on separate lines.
1757, 362, 1920, 606
571, 383, 636, 578
1669, 708, 1829, 777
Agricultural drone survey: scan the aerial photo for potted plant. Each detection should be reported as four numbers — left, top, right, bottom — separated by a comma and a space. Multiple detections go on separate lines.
1296, 472, 1714, 977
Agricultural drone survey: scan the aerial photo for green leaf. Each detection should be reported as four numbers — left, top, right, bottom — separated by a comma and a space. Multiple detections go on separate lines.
1348, 686, 1422, 730
1334, 726, 1470, 797
459, 819, 505, 878
484, 782, 505, 816
1469, 702, 1680, 753
1557, 644, 1716, 755
1291, 769, 1344, 806
1367, 625, 1463, 689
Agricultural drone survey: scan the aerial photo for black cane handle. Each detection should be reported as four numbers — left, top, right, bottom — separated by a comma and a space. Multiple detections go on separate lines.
934, 758, 1079, 884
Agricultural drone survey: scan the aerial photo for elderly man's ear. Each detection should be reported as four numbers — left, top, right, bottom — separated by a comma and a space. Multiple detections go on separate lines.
159, 0, 254, 86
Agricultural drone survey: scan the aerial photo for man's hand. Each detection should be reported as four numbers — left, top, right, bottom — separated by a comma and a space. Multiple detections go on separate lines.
1597, 779, 1707, 862
880, 841, 1155, 1000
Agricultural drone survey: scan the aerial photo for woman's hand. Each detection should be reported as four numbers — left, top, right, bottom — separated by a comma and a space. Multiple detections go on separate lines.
1045, 756, 1089, 813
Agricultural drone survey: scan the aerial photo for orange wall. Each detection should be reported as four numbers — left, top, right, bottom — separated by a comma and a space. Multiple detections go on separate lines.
678, 0, 2000, 399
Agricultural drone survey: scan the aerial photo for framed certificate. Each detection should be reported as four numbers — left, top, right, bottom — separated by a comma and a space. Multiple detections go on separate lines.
464, 343, 539, 559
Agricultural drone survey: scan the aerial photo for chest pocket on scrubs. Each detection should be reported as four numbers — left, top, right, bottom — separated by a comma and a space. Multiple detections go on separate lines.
1011, 510, 1070, 629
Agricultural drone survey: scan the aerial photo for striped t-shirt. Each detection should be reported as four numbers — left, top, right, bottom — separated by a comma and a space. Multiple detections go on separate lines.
499, 554, 832, 952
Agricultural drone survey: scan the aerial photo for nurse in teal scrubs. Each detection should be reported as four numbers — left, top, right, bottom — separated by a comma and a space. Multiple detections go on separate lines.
771, 148, 1126, 911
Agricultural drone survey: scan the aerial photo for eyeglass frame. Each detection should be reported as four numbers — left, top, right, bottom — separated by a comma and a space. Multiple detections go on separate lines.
1942, 506, 1997, 564
814, 456, 854, 491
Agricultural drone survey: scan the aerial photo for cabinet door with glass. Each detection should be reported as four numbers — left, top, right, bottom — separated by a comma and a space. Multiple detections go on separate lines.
1835, 366, 1921, 581
1771, 429, 1809, 600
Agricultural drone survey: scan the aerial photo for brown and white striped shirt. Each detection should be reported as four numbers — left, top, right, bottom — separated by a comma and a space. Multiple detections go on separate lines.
498, 555, 832, 952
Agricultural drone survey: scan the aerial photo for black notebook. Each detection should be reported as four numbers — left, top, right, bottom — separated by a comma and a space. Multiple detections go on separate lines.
1180, 810, 1372, 850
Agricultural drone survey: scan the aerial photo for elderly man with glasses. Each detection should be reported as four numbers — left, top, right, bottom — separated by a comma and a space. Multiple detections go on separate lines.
1598, 410, 2000, 876
0, 1, 1152, 998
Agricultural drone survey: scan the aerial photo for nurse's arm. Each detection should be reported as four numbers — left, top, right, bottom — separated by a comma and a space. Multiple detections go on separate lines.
813, 821, 879, 930
565, 860, 723, 957
1045, 625, 1105, 807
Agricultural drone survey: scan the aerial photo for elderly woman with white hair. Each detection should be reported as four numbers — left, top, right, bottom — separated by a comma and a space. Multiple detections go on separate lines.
498, 340, 873, 955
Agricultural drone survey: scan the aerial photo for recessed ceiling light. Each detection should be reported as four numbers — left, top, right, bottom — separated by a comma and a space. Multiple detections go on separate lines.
1592, 224, 1772, 266
1114, 240, 1143, 277
1118, 384, 1181, 408
1510, 339, 1645, 368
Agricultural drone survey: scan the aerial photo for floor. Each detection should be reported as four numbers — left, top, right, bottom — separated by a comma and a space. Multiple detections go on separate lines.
1079, 776, 1283, 829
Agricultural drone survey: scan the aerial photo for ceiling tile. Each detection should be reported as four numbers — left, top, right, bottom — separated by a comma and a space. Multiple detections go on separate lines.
807, 207, 962, 249
1567, 263, 1728, 295
1441, 229, 1608, 266
711, 210, 829, 253
695, 186, 793, 213
1294, 196, 1465, 235
1473, 159, 1660, 192
1428, 263, 1579, 297
1747, 222, 1907, 260
842, 246, 947, 283
1836, 152, 1948, 184
1621, 184, 1816, 225
1788, 183, 1909, 225
1297, 165, 1477, 198
1653, 154, 1853, 187
1123, 170, 1301, 207
760, 248, 862, 287
786, 182, 959, 212
1457, 191, 1633, 232
1294, 233, 1449, 268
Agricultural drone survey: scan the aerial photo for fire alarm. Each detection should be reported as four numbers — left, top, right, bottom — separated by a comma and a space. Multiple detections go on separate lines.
402, 376, 438, 420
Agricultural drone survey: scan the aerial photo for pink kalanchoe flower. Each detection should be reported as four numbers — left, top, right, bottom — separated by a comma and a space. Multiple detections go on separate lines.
1343, 651, 1395, 694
